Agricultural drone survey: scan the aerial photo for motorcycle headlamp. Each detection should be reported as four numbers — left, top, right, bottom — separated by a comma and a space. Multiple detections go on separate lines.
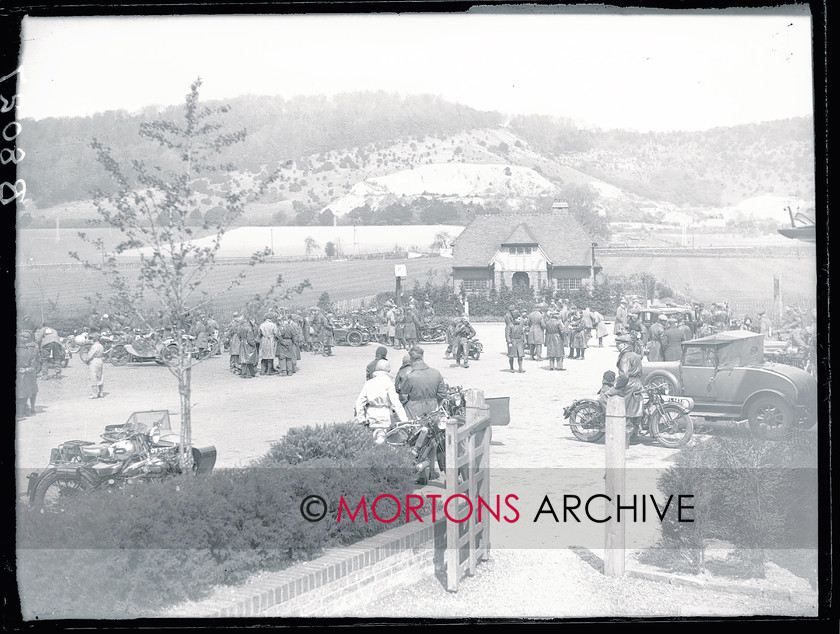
149, 426, 161, 444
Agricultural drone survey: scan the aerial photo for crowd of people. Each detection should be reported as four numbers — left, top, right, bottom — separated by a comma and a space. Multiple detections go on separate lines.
501, 300, 609, 372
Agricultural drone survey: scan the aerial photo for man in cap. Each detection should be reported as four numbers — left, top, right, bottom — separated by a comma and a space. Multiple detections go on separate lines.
453, 316, 477, 368
647, 314, 667, 362
400, 346, 449, 418
16, 330, 39, 418
258, 313, 278, 375
527, 304, 546, 361
385, 302, 397, 347
758, 310, 773, 338
366, 346, 389, 381
601, 334, 644, 448
355, 359, 408, 443
614, 299, 628, 336
662, 317, 686, 362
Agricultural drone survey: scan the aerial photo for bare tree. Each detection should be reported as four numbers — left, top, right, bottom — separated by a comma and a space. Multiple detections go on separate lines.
72, 78, 309, 468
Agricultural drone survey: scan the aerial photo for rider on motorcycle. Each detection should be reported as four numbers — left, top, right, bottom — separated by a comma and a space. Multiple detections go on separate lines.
601, 334, 644, 448
354, 359, 409, 443
34, 324, 65, 379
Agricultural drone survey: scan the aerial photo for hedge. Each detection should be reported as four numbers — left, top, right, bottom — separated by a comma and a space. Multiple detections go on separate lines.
17, 422, 421, 619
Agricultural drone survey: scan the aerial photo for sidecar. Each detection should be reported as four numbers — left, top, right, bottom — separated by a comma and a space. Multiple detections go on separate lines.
103, 410, 217, 473
27, 409, 217, 505
333, 327, 370, 347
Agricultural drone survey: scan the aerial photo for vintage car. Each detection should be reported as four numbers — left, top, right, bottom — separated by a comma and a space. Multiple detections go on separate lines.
642, 330, 817, 434
633, 305, 698, 336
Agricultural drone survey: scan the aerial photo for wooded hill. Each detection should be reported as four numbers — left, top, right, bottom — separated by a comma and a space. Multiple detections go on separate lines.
17, 91, 814, 227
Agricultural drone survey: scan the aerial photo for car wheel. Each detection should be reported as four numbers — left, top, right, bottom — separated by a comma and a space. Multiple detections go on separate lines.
747, 394, 794, 436
646, 374, 677, 396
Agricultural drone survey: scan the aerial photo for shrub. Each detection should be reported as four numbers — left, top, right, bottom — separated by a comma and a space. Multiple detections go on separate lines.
642, 433, 817, 578
17, 423, 420, 618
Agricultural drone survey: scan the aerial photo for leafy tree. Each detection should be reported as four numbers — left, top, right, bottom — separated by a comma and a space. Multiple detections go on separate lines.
304, 235, 320, 255
318, 291, 332, 312
562, 182, 611, 241
324, 241, 336, 258
319, 209, 334, 226
73, 78, 309, 468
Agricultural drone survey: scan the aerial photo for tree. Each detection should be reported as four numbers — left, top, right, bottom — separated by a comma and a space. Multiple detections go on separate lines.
324, 241, 336, 258
74, 78, 309, 469
562, 182, 611, 241
304, 235, 320, 255
430, 231, 452, 250
318, 291, 332, 312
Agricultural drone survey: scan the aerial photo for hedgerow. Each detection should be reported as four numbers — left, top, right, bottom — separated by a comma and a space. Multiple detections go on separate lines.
17, 422, 420, 619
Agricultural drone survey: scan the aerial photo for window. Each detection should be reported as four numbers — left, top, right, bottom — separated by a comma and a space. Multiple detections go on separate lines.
507, 246, 532, 255
460, 279, 488, 293
682, 345, 717, 367
555, 278, 582, 291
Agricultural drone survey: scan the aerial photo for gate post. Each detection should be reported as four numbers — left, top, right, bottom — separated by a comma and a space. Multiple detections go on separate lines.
604, 395, 626, 577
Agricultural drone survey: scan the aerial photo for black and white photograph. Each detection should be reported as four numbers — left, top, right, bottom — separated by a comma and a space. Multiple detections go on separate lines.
7, 3, 828, 623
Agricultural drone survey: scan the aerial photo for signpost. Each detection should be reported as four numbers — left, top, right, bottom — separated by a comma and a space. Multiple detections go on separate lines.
394, 264, 406, 307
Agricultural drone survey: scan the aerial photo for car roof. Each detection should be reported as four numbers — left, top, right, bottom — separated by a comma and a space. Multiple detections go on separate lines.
683, 330, 762, 346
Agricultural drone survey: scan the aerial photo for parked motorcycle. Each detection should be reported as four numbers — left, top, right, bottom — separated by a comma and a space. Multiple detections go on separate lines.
419, 324, 448, 343
563, 384, 694, 448
384, 408, 452, 485
27, 410, 216, 510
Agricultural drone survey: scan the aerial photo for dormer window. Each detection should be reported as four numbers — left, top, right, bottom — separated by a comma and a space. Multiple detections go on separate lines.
508, 246, 532, 255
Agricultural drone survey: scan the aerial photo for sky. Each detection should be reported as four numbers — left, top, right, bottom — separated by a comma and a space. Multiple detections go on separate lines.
16, 8, 815, 132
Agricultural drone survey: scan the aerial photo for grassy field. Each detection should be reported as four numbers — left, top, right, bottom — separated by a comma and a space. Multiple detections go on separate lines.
16, 230, 817, 318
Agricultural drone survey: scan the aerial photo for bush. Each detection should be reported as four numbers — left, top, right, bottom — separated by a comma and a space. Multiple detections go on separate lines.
17, 423, 419, 618
258, 421, 377, 465
642, 433, 817, 578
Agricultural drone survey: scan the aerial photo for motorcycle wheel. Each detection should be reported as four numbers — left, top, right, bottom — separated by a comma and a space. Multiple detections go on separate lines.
65, 337, 81, 354
162, 344, 179, 366
432, 327, 447, 342
651, 404, 694, 448
32, 471, 95, 511
568, 401, 606, 443
78, 343, 92, 360
109, 345, 130, 366
61, 356, 70, 368
346, 330, 363, 347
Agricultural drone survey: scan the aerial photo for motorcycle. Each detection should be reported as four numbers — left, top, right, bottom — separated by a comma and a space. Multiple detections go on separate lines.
454, 337, 483, 363
27, 409, 216, 510
384, 408, 452, 485
563, 384, 694, 448
419, 323, 448, 343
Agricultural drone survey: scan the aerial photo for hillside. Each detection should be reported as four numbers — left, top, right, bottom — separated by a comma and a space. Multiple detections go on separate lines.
16, 92, 815, 228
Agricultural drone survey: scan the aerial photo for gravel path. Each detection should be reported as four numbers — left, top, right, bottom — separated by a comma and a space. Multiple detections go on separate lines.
340, 548, 817, 618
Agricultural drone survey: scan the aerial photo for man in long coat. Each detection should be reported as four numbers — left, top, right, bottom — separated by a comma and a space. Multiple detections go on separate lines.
225, 313, 242, 373
544, 311, 566, 371
385, 303, 397, 347
505, 315, 527, 373
276, 317, 296, 375
400, 346, 449, 418
662, 318, 686, 362
601, 334, 644, 448
258, 314, 278, 375
237, 318, 259, 378
614, 300, 628, 335
647, 314, 667, 362
527, 306, 546, 361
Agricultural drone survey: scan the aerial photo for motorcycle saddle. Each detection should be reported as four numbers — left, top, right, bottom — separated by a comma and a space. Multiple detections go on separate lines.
80, 445, 110, 459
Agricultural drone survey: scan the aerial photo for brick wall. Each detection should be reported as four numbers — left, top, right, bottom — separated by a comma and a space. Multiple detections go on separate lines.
166, 516, 445, 618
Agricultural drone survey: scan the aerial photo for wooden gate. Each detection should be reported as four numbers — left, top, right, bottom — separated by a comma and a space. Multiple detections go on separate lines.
444, 389, 492, 592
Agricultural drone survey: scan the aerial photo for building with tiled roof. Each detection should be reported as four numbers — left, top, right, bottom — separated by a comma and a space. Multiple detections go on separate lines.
451, 210, 601, 295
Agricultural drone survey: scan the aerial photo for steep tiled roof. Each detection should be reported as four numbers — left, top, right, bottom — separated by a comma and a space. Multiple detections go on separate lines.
502, 223, 539, 245
452, 212, 600, 269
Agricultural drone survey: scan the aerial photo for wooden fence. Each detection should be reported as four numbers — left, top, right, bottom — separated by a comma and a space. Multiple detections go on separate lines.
444, 389, 492, 592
